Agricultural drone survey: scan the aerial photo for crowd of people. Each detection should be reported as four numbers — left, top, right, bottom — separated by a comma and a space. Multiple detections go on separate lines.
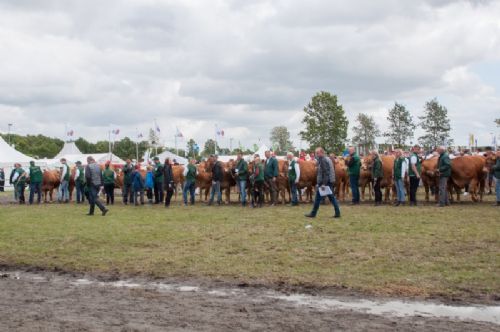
3, 145, 500, 217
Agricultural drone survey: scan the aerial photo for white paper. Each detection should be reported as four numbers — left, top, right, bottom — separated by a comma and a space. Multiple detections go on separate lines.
319, 186, 332, 197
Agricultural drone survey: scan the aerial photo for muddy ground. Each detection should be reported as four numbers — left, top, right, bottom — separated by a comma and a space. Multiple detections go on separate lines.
0, 270, 498, 332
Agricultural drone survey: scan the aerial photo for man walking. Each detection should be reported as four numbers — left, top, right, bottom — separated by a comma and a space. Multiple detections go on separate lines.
58, 158, 70, 203
264, 150, 278, 206
305, 147, 341, 218
437, 146, 451, 207
371, 150, 383, 206
208, 155, 223, 206
287, 152, 300, 206
122, 159, 134, 205
28, 160, 42, 205
346, 147, 361, 205
183, 159, 197, 206
74, 161, 86, 203
408, 145, 421, 206
153, 157, 164, 204
85, 156, 108, 216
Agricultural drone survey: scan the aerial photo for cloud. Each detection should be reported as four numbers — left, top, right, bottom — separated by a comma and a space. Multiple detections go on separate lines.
0, 0, 499, 151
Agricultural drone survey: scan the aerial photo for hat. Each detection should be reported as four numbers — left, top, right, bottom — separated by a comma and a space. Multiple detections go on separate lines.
153, 156, 160, 161
30, 160, 35, 165
75, 161, 82, 165
105, 161, 111, 166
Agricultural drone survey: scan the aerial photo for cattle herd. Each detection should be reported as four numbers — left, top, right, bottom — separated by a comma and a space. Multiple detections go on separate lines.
14, 149, 499, 207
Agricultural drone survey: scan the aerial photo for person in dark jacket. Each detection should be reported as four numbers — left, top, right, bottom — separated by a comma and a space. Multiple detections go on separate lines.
153, 157, 164, 204
346, 147, 361, 205
208, 155, 223, 206
0, 168, 5, 192
131, 165, 145, 206
235, 152, 248, 207
102, 161, 116, 205
28, 160, 43, 204
437, 146, 451, 207
408, 145, 422, 206
122, 159, 134, 205
9, 166, 18, 200
491, 150, 500, 206
252, 155, 265, 208
264, 150, 278, 205
12, 163, 27, 204
85, 156, 108, 216
74, 161, 86, 203
371, 150, 383, 206
305, 147, 341, 218
163, 158, 175, 207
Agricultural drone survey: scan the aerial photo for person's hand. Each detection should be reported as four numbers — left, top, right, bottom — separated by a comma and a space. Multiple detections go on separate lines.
320, 185, 325, 190
295, 180, 299, 184
212, 181, 216, 185
272, 177, 276, 182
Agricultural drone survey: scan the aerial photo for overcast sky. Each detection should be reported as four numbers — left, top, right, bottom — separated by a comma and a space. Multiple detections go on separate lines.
1, 0, 499, 150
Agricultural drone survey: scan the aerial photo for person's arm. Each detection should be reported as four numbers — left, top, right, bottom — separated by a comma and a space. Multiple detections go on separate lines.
75, 168, 80, 179
294, 162, 300, 183
183, 166, 188, 177
273, 159, 278, 178
12, 172, 19, 183
61, 165, 67, 180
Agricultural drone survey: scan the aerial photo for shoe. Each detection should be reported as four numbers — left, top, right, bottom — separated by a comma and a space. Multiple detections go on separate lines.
494, 202, 500, 206
333, 214, 341, 218
304, 213, 315, 218
393, 202, 400, 207
290, 202, 299, 206
102, 209, 109, 216
86, 213, 94, 216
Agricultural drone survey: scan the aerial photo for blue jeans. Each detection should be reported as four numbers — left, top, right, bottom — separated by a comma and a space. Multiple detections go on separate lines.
495, 177, 500, 202
29, 182, 41, 204
395, 178, 405, 202
310, 183, 340, 216
289, 180, 298, 204
183, 180, 196, 204
58, 180, 69, 202
238, 180, 247, 205
75, 181, 85, 203
349, 175, 360, 203
209, 181, 222, 204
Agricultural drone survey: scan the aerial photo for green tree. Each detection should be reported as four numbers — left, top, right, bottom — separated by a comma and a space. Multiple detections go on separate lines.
352, 113, 380, 154
0, 134, 64, 158
300, 91, 349, 154
418, 98, 453, 148
186, 138, 199, 158
383, 102, 415, 148
270, 126, 294, 154
202, 139, 219, 156
74, 137, 95, 154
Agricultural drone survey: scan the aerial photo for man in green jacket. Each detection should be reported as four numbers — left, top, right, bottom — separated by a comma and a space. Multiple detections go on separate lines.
183, 159, 197, 205
102, 161, 116, 205
75, 161, 86, 203
153, 157, 164, 204
251, 155, 265, 208
28, 160, 42, 204
393, 149, 406, 206
437, 146, 451, 207
12, 163, 27, 204
346, 147, 361, 205
235, 152, 248, 207
371, 150, 383, 206
264, 150, 278, 205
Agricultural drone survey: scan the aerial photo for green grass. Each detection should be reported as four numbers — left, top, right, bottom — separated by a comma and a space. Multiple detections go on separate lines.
0, 192, 499, 301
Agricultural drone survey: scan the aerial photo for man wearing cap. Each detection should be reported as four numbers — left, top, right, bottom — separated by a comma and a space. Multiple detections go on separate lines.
122, 159, 134, 205
85, 156, 108, 216
102, 161, 116, 205
153, 157, 164, 204
58, 158, 70, 203
208, 155, 223, 206
287, 152, 301, 206
28, 161, 43, 205
12, 163, 27, 204
74, 161, 86, 203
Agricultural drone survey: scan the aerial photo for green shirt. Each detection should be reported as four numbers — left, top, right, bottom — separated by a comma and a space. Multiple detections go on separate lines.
186, 164, 197, 182
29, 166, 43, 183
438, 152, 451, 178
15, 168, 26, 185
154, 162, 164, 183
254, 163, 264, 182
393, 157, 404, 180
493, 158, 500, 179
408, 152, 421, 177
76, 166, 85, 182
288, 159, 297, 182
62, 164, 70, 181
102, 167, 115, 185
372, 157, 383, 178
348, 153, 361, 177
236, 159, 248, 181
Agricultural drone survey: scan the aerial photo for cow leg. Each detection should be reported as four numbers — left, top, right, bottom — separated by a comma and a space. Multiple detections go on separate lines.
469, 178, 478, 202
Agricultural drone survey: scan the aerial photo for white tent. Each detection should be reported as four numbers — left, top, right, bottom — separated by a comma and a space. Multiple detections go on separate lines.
218, 144, 273, 163
41, 153, 126, 168
153, 150, 188, 165
0, 136, 41, 167
55, 141, 82, 158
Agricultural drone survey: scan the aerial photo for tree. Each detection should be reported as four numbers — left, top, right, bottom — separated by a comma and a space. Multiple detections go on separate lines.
186, 138, 199, 158
202, 139, 219, 156
270, 126, 294, 154
418, 98, 453, 148
300, 91, 349, 153
383, 102, 415, 148
351, 113, 380, 154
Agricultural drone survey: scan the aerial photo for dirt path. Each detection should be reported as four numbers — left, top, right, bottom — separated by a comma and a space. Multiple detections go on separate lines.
0, 270, 498, 331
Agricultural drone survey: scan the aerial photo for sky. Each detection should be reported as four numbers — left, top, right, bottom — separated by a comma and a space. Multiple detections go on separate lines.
1, 0, 499, 151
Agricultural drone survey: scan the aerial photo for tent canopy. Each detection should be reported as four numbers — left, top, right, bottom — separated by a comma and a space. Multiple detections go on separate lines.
154, 150, 188, 165
55, 141, 82, 158
0, 136, 41, 167
41, 153, 126, 168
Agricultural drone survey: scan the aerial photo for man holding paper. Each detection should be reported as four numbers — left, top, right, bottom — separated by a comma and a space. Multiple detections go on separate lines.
305, 147, 341, 219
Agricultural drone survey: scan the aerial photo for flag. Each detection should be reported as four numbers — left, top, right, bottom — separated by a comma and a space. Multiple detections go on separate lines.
176, 127, 183, 138
112, 129, 120, 135
67, 130, 74, 137
137, 133, 143, 139
154, 120, 161, 133
215, 124, 224, 137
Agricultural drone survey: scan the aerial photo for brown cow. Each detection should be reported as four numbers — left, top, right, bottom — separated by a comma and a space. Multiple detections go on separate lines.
449, 155, 487, 203
276, 159, 290, 204
360, 156, 373, 201
329, 156, 349, 201
196, 162, 212, 202
421, 156, 439, 202
363, 154, 395, 202
296, 160, 317, 203
42, 169, 60, 203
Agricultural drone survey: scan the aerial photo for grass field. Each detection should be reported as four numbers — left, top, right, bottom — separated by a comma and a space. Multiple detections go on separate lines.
0, 191, 498, 302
